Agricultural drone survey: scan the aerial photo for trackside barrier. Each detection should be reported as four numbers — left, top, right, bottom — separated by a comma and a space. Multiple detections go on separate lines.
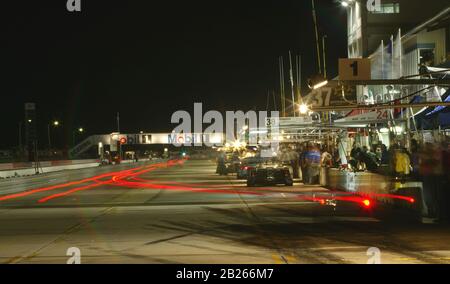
0, 158, 160, 179
0, 159, 99, 179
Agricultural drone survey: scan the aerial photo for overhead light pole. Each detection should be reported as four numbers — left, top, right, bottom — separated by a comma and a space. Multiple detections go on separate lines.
279, 56, 286, 117
289, 50, 296, 117
18, 121, 22, 152
311, 0, 322, 75
117, 112, 120, 133
117, 112, 123, 160
322, 35, 327, 79
72, 127, 84, 147
296, 54, 304, 109
47, 120, 60, 151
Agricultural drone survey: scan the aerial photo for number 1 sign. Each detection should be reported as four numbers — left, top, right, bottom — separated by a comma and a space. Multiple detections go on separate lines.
339, 58, 371, 81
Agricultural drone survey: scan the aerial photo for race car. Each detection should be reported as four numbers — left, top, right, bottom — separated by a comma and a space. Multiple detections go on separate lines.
247, 163, 294, 187
236, 157, 265, 180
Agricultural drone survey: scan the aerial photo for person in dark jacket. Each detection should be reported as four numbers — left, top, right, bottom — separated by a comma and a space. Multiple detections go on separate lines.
380, 144, 389, 166
360, 146, 379, 172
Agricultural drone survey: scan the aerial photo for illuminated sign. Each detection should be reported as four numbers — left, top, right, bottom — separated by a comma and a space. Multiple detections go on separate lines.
108, 133, 223, 146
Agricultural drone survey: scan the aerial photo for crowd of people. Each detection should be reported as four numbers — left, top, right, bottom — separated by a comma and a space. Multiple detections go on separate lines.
348, 139, 450, 221
410, 140, 450, 221
216, 138, 450, 221
280, 143, 333, 185
279, 139, 450, 221
348, 140, 450, 179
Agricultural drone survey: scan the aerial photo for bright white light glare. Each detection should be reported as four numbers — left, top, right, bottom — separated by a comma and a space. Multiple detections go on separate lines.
313, 80, 329, 90
299, 104, 309, 114
392, 126, 403, 133
232, 140, 247, 148
380, 127, 403, 133
341, 1, 349, 7
242, 125, 249, 131
164, 148, 169, 152
244, 152, 254, 158
209, 134, 223, 144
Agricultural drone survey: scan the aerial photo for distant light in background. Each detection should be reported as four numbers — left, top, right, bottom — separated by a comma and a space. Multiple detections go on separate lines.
53, 121, 60, 126
78, 128, 84, 133
380, 126, 403, 134
233, 140, 243, 148
299, 104, 309, 114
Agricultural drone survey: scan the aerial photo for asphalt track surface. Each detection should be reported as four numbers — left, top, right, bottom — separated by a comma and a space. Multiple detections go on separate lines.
1, 159, 450, 264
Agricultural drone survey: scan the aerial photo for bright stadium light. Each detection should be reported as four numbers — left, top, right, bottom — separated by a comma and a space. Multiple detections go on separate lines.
299, 104, 309, 115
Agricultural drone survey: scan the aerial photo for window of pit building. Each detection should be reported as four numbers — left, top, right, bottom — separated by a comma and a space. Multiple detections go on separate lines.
371, 3, 400, 14
420, 49, 436, 66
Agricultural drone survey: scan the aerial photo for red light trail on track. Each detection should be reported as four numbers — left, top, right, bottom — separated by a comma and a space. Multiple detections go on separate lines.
0, 158, 416, 208
38, 182, 110, 203
0, 163, 164, 203
0, 171, 132, 202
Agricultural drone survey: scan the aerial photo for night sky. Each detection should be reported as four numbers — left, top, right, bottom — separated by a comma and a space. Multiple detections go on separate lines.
2, 0, 347, 148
